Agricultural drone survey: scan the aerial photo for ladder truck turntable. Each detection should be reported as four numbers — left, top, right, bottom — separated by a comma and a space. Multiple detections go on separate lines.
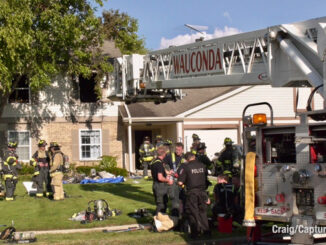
109, 17, 326, 244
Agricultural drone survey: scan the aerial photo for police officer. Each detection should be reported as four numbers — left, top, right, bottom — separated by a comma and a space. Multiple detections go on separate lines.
1, 142, 22, 201
151, 145, 173, 214
163, 142, 186, 217
49, 142, 64, 201
139, 136, 155, 178
30, 140, 52, 198
178, 152, 210, 239
190, 134, 201, 155
216, 137, 241, 180
196, 142, 213, 170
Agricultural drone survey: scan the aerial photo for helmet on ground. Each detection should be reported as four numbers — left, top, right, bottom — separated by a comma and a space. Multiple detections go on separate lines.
8, 142, 18, 148
224, 137, 233, 145
223, 170, 232, 178
38, 139, 47, 147
197, 142, 206, 150
192, 134, 200, 140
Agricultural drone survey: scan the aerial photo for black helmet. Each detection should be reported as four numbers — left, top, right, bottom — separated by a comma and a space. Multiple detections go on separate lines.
49, 142, 60, 148
197, 142, 206, 150
8, 142, 18, 148
192, 134, 200, 140
38, 139, 47, 147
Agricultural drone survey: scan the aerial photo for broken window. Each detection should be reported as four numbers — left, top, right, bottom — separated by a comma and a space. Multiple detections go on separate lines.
79, 74, 99, 103
9, 75, 30, 103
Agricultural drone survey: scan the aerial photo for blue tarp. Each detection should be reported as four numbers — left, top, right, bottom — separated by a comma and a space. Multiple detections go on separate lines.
80, 176, 124, 184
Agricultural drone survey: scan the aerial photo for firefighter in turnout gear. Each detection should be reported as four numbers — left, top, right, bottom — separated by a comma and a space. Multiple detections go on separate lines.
139, 136, 155, 178
196, 143, 213, 170
190, 134, 201, 155
178, 152, 210, 239
30, 140, 52, 198
49, 142, 64, 201
216, 138, 241, 178
163, 142, 186, 217
1, 142, 21, 201
155, 135, 164, 149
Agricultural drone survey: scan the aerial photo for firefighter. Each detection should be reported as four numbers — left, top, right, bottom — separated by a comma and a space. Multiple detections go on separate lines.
178, 152, 210, 239
30, 140, 52, 198
163, 142, 186, 217
151, 145, 173, 214
196, 142, 213, 170
212, 170, 242, 226
216, 137, 241, 178
1, 142, 22, 201
154, 135, 164, 149
49, 142, 64, 201
139, 136, 155, 178
163, 139, 173, 154
190, 134, 201, 155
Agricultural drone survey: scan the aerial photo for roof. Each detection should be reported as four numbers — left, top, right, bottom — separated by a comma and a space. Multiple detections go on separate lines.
119, 87, 237, 118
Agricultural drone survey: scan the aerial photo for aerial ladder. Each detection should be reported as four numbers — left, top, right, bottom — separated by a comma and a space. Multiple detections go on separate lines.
110, 17, 326, 244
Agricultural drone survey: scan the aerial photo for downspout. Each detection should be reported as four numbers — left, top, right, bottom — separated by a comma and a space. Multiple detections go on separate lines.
123, 103, 134, 174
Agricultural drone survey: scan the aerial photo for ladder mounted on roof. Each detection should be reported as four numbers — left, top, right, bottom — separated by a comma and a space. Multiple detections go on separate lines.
109, 17, 326, 104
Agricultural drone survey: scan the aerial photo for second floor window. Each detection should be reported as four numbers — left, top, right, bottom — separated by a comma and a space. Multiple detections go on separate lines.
9, 75, 30, 103
79, 74, 99, 103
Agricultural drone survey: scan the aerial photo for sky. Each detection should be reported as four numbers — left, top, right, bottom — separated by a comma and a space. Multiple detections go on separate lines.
96, 0, 326, 51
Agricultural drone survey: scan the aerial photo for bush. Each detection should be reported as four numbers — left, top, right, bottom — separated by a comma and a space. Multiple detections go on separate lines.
99, 155, 117, 169
18, 164, 35, 175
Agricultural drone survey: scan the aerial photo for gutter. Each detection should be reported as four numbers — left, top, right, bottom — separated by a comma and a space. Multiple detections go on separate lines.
122, 117, 184, 123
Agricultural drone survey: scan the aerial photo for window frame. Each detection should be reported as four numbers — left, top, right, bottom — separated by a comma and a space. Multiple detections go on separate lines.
8, 76, 31, 104
7, 130, 31, 162
79, 129, 102, 161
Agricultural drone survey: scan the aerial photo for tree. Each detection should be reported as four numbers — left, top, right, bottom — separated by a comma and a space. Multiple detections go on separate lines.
0, 0, 109, 117
102, 9, 147, 55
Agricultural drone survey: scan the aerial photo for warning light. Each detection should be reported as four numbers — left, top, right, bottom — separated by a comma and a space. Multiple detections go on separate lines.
276, 193, 285, 203
318, 196, 326, 205
253, 113, 267, 125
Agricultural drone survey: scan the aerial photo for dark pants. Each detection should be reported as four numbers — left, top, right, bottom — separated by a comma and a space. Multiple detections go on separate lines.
153, 182, 168, 214
5, 178, 16, 198
165, 181, 180, 217
185, 190, 209, 237
35, 168, 52, 196
143, 161, 151, 177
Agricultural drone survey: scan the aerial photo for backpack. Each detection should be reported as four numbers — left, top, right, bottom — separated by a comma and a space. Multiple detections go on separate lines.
53, 152, 70, 173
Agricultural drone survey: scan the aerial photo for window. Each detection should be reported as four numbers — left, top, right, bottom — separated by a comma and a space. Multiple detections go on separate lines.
79, 130, 101, 160
79, 74, 99, 103
8, 131, 30, 161
9, 75, 30, 103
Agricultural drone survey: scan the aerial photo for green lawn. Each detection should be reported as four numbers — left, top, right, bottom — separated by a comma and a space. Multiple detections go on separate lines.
1, 177, 217, 231
0, 177, 246, 244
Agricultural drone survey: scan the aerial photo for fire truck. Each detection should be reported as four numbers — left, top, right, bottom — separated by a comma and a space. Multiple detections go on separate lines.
109, 17, 326, 244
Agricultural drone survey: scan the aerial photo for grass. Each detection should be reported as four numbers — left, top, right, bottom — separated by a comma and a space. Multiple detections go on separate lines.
0, 176, 246, 244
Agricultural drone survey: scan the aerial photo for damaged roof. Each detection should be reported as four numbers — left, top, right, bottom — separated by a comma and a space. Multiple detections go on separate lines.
119, 87, 238, 118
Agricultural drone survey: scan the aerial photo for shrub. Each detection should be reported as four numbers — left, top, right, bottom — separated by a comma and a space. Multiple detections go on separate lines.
99, 155, 117, 169
18, 164, 35, 175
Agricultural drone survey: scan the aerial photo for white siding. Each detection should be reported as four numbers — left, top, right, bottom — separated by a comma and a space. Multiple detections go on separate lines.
184, 129, 238, 159
2, 76, 120, 118
186, 86, 296, 118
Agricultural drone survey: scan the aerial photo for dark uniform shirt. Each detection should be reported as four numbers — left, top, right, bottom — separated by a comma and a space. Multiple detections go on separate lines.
164, 152, 186, 172
178, 159, 207, 191
196, 153, 212, 170
151, 158, 166, 182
